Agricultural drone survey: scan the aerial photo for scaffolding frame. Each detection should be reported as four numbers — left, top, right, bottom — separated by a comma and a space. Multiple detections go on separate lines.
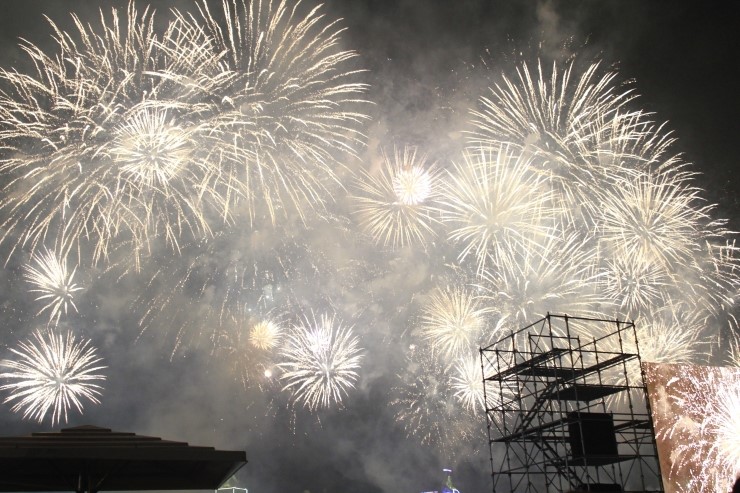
481, 314, 663, 493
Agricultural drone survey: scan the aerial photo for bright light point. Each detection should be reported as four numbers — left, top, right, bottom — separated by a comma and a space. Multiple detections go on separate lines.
393, 166, 433, 205
113, 107, 192, 188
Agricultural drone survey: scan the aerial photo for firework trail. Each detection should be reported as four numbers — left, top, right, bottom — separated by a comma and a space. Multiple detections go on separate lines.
277, 312, 364, 410
352, 146, 442, 248
23, 248, 82, 325
135, 229, 303, 358
0, 328, 105, 426
180, 0, 370, 225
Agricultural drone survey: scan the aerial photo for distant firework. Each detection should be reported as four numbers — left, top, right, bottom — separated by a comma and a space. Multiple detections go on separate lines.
419, 286, 489, 359
353, 146, 442, 248
250, 320, 284, 351
23, 249, 82, 325
391, 344, 477, 454
278, 312, 363, 410
439, 144, 557, 276
0, 329, 106, 425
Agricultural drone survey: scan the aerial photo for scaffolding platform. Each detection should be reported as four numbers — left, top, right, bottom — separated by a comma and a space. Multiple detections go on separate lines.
481, 314, 664, 493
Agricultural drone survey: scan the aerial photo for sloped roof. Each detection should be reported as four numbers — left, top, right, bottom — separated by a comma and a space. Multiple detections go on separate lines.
0, 425, 247, 492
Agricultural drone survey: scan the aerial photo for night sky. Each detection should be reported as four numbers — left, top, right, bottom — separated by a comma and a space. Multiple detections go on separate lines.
0, 1, 739, 493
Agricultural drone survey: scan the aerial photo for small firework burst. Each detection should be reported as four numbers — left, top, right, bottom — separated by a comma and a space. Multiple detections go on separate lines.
23, 249, 83, 325
0, 329, 106, 425
250, 319, 284, 351
278, 312, 363, 410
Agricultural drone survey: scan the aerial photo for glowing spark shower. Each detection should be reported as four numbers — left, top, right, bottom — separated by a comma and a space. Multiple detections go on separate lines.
0, 328, 106, 426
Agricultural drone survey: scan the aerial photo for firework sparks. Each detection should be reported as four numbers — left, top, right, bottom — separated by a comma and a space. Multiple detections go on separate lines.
352, 146, 442, 248
278, 312, 363, 410
250, 319, 284, 351
391, 344, 477, 454
595, 169, 723, 269
0, 0, 369, 264
23, 248, 82, 325
648, 364, 740, 493
450, 355, 486, 413
0, 328, 106, 426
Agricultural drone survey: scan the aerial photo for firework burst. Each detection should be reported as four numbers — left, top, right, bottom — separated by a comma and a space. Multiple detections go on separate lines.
440, 144, 559, 275
278, 312, 363, 410
353, 147, 442, 248
23, 248, 82, 325
595, 169, 723, 269
0, 328, 106, 425
0, 4, 229, 262
450, 355, 487, 414
648, 364, 740, 493
183, 0, 370, 225
419, 286, 489, 359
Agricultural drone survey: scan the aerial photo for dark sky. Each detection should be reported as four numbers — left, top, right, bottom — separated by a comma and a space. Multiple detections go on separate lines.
0, 2, 739, 493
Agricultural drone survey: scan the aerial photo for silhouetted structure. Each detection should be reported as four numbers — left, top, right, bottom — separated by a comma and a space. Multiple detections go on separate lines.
0, 425, 246, 493
481, 314, 663, 493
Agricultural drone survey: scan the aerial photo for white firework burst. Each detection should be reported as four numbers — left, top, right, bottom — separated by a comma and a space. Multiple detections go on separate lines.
0, 329, 106, 425
595, 169, 723, 268
419, 286, 489, 359
440, 144, 559, 275
278, 312, 363, 410
353, 146, 442, 248
450, 355, 486, 413
23, 249, 83, 325
185, 0, 370, 224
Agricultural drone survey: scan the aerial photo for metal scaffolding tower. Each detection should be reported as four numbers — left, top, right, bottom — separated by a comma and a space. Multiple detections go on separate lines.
481, 314, 663, 493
